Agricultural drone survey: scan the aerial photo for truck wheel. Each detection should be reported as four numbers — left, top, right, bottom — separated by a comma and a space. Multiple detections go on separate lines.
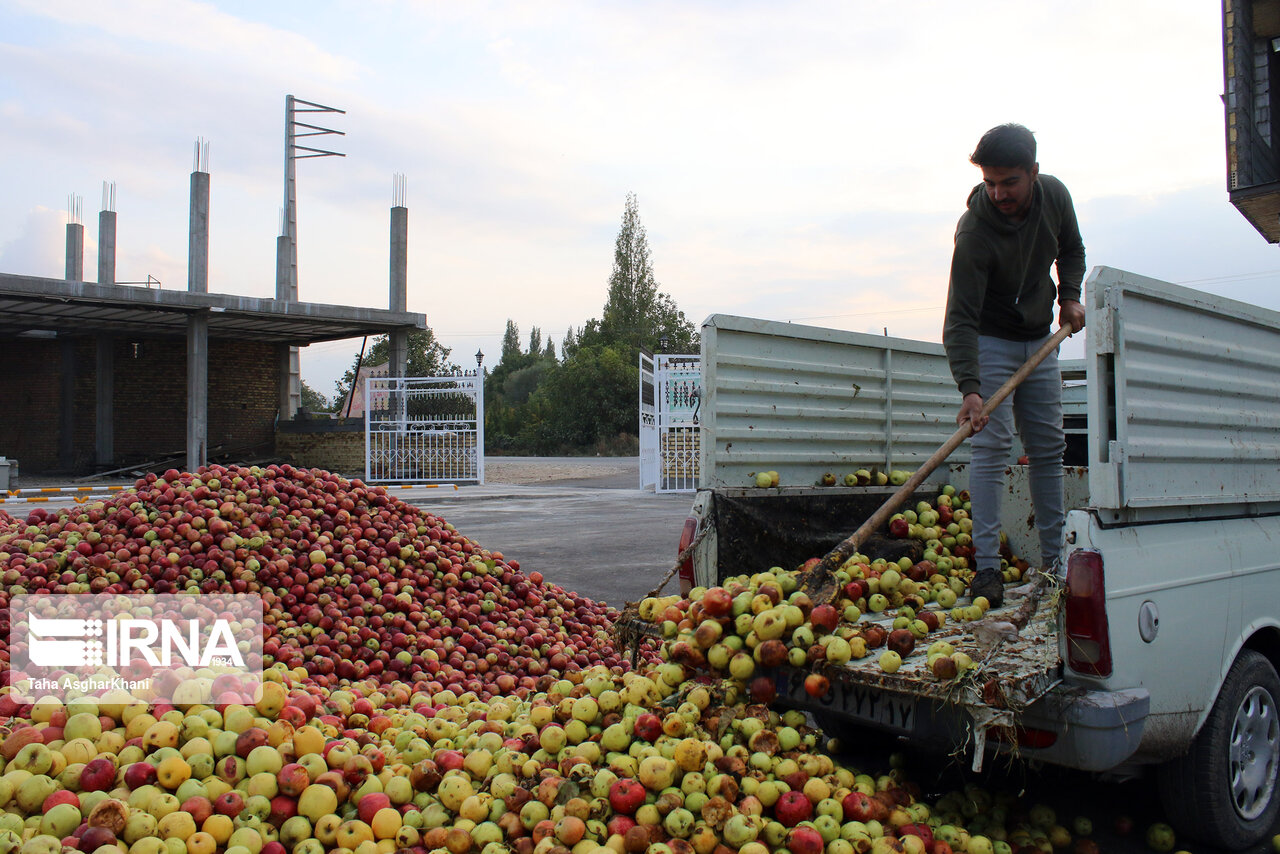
1158, 649, 1280, 849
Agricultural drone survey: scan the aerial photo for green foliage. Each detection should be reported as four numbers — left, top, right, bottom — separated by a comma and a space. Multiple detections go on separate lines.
300, 381, 331, 413
484, 318, 559, 451
500, 320, 522, 364
514, 343, 637, 453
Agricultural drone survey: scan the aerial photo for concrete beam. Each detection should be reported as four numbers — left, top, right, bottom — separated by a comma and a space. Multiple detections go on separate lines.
187, 314, 208, 471
0, 273, 427, 344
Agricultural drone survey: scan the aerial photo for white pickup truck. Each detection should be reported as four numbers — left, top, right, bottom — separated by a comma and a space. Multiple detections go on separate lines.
675, 267, 1280, 849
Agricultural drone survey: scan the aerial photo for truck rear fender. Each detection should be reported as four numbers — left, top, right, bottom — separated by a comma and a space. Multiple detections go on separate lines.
1063, 548, 1113, 678
677, 516, 698, 596
679, 491, 715, 594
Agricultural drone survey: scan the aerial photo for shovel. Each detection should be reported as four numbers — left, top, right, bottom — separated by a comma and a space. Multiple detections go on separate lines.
799, 324, 1075, 603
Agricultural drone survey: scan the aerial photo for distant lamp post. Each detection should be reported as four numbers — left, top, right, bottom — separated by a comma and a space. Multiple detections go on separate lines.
659, 336, 670, 352
475, 349, 484, 370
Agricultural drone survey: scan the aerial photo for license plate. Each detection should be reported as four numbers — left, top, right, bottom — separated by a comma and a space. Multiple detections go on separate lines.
774, 668, 917, 733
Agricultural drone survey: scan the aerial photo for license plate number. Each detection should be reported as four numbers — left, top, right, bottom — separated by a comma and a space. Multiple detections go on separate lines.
775, 669, 917, 733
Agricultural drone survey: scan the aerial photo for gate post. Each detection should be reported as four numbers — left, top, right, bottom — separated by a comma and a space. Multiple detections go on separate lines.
364, 374, 372, 482
475, 366, 485, 485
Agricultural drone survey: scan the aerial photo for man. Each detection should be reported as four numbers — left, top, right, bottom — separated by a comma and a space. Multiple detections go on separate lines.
943, 123, 1086, 608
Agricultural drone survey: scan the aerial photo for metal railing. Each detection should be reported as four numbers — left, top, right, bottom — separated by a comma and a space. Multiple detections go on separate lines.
365, 373, 484, 483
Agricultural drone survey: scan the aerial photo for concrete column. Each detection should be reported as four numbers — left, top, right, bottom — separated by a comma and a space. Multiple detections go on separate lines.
59, 337, 77, 470
96, 336, 114, 467
187, 314, 208, 471
275, 234, 290, 301
389, 205, 408, 379
275, 231, 300, 419
65, 223, 84, 281
97, 210, 117, 284
188, 171, 209, 293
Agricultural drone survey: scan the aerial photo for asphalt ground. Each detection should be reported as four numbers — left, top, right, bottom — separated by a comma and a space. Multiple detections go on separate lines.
395, 457, 692, 610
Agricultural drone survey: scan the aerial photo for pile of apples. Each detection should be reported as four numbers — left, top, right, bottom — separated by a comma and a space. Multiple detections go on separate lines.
637, 563, 984, 692
0, 465, 639, 700
634, 483, 1043, 689
0, 466, 1148, 854
0, 652, 1126, 854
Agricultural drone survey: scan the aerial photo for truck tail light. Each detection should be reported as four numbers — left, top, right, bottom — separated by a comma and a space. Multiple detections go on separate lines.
677, 517, 698, 596
1063, 549, 1112, 677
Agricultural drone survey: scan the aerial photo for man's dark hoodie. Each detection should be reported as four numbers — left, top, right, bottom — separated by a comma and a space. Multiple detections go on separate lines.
943, 174, 1085, 396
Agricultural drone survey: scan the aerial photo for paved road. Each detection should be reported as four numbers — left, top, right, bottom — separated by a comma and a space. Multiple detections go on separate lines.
397, 458, 693, 609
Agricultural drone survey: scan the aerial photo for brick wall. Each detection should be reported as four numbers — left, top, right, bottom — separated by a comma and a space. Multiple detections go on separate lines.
0, 341, 62, 472
274, 430, 365, 478
0, 336, 281, 474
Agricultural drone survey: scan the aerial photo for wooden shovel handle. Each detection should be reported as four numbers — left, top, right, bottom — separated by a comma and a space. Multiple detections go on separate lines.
809, 324, 1074, 583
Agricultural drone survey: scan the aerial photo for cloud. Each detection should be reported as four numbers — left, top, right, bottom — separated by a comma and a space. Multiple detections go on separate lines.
0, 207, 66, 277
9, 0, 362, 81
0, 0, 1259, 397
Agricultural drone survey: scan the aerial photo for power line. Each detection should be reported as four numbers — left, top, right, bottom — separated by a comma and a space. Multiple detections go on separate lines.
785, 305, 943, 323
1175, 270, 1280, 286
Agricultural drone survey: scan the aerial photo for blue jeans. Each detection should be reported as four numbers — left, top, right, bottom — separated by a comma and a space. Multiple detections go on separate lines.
970, 334, 1065, 570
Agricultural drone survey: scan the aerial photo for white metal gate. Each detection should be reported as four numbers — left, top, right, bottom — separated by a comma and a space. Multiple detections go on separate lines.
639, 353, 701, 492
365, 372, 485, 483
639, 352, 658, 490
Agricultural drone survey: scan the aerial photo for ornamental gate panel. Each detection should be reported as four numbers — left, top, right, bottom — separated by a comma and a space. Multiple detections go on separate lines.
639, 354, 701, 493
639, 352, 658, 490
365, 373, 484, 483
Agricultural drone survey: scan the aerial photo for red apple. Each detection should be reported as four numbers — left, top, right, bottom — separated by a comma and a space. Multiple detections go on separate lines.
808, 604, 839, 633
608, 779, 647, 816
633, 714, 663, 743
79, 758, 116, 792
214, 791, 245, 818
803, 673, 830, 698
774, 791, 813, 827
785, 826, 824, 854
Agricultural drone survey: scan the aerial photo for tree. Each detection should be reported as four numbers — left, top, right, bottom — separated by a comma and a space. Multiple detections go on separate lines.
331, 327, 457, 410
579, 193, 698, 355
300, 381, 330, 413
518, 343, 637, 451
501, 320, 522, 364
484, 318, 558, 449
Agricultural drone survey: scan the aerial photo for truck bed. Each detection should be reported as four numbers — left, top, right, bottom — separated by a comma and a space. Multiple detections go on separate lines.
773, 569, 1063, 769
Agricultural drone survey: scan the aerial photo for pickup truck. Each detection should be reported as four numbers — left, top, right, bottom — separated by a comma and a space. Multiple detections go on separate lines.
675, 267, 1280, 849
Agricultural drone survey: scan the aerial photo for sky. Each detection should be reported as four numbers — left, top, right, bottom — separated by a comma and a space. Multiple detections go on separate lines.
3, 0, 1279, 402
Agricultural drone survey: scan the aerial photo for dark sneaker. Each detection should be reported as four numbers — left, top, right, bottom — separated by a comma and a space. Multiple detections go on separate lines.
970, 567, 1004, 608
